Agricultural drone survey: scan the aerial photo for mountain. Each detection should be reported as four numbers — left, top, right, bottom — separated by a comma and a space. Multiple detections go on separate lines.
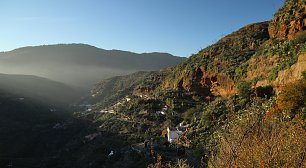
0, 44, 185, 89
0, 73, 83, 106
84, 0, 306, 167
158, 0, 306, 99
89, 0, 306, 114
1, 0, 305, 167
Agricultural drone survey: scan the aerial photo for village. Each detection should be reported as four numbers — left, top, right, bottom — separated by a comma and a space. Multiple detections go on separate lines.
73, 93, 197, 166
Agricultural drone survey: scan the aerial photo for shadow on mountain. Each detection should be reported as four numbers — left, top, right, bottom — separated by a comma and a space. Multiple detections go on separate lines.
0, 73, 84, 107
0, 91, 146, 168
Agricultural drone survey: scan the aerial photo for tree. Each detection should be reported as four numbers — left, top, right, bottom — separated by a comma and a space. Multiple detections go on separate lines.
237, 81, 252, 103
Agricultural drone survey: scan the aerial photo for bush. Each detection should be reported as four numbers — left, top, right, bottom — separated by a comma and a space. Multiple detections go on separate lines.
199, 98, 227, 129
293, 31, 306, 44
277, 79, 306, 117
255, 85, 274, 99
148, 155, 191, 168
268, 62, 290, 81
183, 107, 197, 122
235, 66, 244, 78
237, 81, 252, 100
302, 71, 306, 79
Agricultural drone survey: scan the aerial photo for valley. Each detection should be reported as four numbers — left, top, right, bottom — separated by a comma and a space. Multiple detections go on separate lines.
0, 0, 305, 167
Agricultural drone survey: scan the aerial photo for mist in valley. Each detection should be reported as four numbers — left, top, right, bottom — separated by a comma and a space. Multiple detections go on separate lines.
0, 44, 184, 90
0, 44, 185, 167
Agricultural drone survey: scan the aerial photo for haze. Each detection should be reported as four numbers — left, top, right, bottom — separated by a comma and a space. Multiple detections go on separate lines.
0, 44, 185, 89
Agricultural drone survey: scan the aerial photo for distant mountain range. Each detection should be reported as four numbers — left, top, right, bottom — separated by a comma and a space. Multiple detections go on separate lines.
0, 0, 305, 167
0, 44, 185, 89
0, 73, 83, 106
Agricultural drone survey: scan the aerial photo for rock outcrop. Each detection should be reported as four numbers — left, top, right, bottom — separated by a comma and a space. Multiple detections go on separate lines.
269, 0, 306, 40
159, 0, 306, 100
273, 52, 306, 91
161, 22, 270, 98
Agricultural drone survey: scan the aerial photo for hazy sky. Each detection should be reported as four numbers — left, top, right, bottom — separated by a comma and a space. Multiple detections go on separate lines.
0, 0, 284, 57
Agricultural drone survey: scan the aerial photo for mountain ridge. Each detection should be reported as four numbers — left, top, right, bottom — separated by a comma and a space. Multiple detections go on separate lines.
3, 43, 181, 57
0, 43, 186, 89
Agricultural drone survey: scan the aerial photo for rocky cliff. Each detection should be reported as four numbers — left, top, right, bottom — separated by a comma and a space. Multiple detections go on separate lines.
158, 0, 306, 99
269, 0, 306, 40
161, 22, 270, 98
273, 52, 306, 91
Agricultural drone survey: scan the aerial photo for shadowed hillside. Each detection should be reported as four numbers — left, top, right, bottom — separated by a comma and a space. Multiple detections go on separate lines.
0, 73, 83, 106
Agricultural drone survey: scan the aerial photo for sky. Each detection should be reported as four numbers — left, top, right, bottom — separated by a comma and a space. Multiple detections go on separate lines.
0, 0, 284, 57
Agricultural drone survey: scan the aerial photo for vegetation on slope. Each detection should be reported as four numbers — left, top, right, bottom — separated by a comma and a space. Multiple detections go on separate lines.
90, 70, 168, 109
79, 0, 306, 167
162, 22, 269, 92
2, 0, 304, 167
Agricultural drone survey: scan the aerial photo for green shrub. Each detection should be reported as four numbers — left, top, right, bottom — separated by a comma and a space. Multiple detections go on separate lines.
199, 98, 227, 128
183, 107, 197, 122
268, 61, 290, 81
255, 85, 274, 99
268, 66, 280, 81
234, 66, 244, 79
302, 71, 306, 79
293, 31, 306, 44
237, 81, 252, 100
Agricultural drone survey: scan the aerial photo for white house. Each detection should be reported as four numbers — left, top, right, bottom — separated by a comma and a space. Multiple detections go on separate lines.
167, 127, 184, 143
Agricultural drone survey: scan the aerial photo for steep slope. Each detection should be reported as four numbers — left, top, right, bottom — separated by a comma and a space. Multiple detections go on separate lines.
90, 72, 166, 107
0, 44, 185, 89
89, 1, 306, 109
0, 73, 83, 106
149, 1, 306, 166
269, 0, 306, 40
161, 22, 270, 97
75, 0, 306, 167
159, 0, 305, 99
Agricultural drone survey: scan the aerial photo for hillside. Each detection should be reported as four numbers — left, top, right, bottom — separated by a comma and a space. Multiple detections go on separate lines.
0, 79, 144, 168
0, 0, 304, 167
0, 73, 83, 106
0, 91, 96, 168
89, 70, 170, 108
161, 21, 270, 97
146, 0, 306, 100
157, 0, 306, 100
81, 0, 306, 167
0, 44, 185, 89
